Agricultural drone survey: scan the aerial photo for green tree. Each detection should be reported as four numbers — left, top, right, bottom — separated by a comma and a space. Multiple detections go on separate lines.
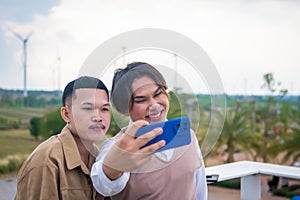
262, 73, 288, 96
281, 127, 300, 162
29, 108, 65, 139
259, 73, 288, 162
30, 117, 42, 140
42, 109, 65, 139
216, 109, 251, 163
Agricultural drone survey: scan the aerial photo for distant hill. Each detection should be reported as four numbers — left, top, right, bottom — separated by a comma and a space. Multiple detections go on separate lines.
0, 88, 62, 100
0, 88, 62, 107
1, 88, 299, 108
196, 93, 300, 109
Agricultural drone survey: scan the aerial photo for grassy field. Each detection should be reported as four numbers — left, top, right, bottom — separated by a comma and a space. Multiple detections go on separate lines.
0, 106, 53, 159
0, 106, 50, 173
0, 129, 41, 159
0, 106, 55, 126
0, 106, 55, 159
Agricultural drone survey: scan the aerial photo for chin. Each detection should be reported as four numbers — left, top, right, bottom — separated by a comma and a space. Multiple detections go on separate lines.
86, 131, 106, 142
92, 135, 106, 143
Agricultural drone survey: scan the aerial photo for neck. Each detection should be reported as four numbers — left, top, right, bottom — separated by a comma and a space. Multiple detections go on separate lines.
72, 133, 92, 167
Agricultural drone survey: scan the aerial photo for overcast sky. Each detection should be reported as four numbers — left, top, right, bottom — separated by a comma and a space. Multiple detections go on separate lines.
0, 0, 299, 95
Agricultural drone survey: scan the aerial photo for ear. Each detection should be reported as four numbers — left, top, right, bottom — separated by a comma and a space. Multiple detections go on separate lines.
61, 106, 71, 123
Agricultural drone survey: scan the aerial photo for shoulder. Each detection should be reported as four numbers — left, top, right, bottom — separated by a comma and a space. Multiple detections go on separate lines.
21, 134, 64, 169
38, 134, 64, 158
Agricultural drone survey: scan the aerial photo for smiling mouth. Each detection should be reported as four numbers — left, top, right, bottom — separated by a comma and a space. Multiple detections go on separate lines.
146, 110, 164, 119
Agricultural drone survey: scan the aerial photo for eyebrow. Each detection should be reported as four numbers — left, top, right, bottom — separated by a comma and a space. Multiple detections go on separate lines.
133, 86, 161, 99
81, 102, 110, 107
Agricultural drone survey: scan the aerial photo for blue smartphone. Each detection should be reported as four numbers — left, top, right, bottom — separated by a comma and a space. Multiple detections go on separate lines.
135, 116, 191, 152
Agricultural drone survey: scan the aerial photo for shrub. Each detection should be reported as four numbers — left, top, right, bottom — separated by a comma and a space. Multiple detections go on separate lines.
273, 185, 300, 198
212, 179, 240, 189
42, 109, 65, 138
0, 154, 27, 174
0, 115, 19, 130
30, 117, 42, 140
30, 109, 65, 139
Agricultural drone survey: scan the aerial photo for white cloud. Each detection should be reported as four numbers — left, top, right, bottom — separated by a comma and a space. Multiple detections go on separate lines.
0, 0, 300, 94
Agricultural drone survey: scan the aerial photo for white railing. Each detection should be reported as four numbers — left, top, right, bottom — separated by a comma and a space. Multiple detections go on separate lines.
205, 161, 300, 200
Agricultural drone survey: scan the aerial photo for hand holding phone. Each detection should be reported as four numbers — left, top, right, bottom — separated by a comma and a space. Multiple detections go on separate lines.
135, 116, 191, 152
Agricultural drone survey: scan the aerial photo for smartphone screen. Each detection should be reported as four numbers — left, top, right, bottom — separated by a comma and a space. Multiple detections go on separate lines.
135, 116, 191, 152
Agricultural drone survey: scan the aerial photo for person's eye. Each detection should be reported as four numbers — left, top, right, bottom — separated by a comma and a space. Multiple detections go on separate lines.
154, 90, 162, 97
134, 99, 145, 104
82, 107, 93, 111
102, 108, 110, 112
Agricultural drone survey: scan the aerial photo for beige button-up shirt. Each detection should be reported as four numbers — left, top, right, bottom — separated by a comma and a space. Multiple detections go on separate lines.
15, 126, 104, 200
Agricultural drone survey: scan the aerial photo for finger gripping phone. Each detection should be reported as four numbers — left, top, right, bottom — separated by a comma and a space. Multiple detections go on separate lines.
135, 116, 191, 152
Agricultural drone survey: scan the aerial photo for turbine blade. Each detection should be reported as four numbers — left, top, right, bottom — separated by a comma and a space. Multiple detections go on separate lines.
25, 31, 33, 40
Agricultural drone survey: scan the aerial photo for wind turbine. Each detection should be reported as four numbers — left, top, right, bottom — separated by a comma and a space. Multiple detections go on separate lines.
10, 29, 33, 98
56, 47, 61, 91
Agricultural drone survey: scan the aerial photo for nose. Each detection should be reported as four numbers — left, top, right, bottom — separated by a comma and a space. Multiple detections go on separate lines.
148, 96, 158, 105
148, 102, 161, 111
92, 109, 102, 122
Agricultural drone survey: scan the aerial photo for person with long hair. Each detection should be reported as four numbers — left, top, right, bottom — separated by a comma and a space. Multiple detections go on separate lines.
91, 62, 207, 199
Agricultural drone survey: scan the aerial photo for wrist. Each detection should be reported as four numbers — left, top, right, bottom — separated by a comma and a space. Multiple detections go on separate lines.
103, 164, 123, 180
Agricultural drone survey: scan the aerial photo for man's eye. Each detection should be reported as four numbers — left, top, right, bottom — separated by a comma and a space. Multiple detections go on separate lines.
82, 107, 93, 110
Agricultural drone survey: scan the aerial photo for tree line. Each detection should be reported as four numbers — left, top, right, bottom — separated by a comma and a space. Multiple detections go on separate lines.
2, 73, 299, 165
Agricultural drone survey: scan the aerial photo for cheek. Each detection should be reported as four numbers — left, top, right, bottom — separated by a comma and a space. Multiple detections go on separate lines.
75, 110, 89, 119
72, 111, 91, 124
105, 113, 111, 123
159, 96, 170, 107
131, 104, 147, 114
130, 104, 146, 119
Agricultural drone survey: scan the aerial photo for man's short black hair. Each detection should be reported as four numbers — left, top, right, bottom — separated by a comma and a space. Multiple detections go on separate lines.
62, 76, 109, 106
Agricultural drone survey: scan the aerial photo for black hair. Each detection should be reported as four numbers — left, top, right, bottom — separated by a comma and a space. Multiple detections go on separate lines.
62, 76, 109, 106
111, 62, 168, 115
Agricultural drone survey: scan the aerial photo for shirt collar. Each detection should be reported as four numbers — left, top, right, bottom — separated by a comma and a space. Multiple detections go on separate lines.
59, 126, 82, 170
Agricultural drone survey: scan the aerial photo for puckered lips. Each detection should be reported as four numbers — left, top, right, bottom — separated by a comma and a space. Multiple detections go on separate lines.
89, 123, 106, 131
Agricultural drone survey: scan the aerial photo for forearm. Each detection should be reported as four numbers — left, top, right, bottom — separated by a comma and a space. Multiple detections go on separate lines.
91, 136, 130, 196
91, 160, 129, 196
196, 165, 208, 200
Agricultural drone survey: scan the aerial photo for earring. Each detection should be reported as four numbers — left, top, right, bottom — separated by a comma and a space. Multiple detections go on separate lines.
67, 121, 70, 127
